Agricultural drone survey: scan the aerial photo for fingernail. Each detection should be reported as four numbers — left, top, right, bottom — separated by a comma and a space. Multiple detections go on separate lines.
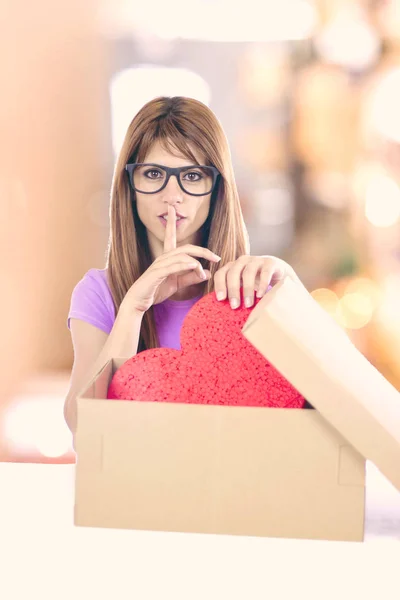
230, 298, 239, 309
214, 255, 222, 262
216, 292, 225, 301
256, 289, 263, 299
244, 297, 253, 308
200, 272, 206, 280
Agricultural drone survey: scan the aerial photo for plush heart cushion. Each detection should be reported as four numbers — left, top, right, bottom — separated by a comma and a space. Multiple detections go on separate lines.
107, 291, 305, 408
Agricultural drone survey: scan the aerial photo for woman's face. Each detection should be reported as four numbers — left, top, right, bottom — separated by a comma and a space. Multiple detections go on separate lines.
134, 140, 213, 258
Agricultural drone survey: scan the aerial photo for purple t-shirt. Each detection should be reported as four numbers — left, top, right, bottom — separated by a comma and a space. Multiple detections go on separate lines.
67, 268, 201, 350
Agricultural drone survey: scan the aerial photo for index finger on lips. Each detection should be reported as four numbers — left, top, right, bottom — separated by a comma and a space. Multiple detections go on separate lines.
163, 205, 177, 253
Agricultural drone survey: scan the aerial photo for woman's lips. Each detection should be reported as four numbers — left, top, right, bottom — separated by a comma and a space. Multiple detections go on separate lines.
158, 216, 186, 228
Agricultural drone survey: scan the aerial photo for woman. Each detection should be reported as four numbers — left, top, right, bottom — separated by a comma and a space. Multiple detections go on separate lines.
64, 96, 303, 433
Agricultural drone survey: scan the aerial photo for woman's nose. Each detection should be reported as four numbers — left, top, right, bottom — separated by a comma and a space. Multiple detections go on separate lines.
163, 175, 184, 203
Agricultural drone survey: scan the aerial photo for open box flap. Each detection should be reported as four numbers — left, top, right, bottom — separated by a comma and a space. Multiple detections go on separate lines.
242, 277, 400, 492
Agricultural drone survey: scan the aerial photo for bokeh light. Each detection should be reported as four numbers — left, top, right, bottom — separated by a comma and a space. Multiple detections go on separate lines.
377, 274, 400, 332
365, 68, 400, 145
311, 288, 340, 319
338, 292, 374, 330
100, 0, 318, 42
311, 281, 377, 330
365, 173, 400, 228
110, 67, 211, 156
314, 4, 380, 71
343, 277, 382, 310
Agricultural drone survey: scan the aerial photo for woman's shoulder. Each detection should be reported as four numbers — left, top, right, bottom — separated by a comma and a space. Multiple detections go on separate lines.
68, 267, 115, 333
71, 267, 107, 295
73, 267, 114, 302
81, 267, 109, 287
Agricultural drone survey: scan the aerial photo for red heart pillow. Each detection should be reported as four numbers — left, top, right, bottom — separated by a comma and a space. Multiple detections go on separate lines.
107, 291, 305, 408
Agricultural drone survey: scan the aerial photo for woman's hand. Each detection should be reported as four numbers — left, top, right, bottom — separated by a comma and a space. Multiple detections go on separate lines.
214, 255, 300, 309
125, 205, 221, 313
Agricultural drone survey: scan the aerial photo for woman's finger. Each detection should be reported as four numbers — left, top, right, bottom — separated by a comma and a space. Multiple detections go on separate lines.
163, 244, 221, 263
226, 257, 249, 309
214, 262, 233, 301
242, 259, 264, 307
256, 263, 285, 298
155, 253, 206, 281
163, 205, 177, 253
178, 269, 211, 289
151, 260, 200, 282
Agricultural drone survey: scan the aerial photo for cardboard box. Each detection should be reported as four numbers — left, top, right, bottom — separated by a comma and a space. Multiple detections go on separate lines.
74, 278, 400, 542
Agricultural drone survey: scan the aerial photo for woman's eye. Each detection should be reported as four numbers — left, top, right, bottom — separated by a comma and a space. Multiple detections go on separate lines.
183, 171, 202, 181
145, 169, 163, 179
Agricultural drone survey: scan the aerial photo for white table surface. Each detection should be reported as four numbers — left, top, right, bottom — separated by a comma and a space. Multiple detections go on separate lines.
0, 461, 399, 600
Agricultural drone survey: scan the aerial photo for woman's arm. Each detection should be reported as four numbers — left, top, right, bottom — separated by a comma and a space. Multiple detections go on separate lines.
63, 300, 144, 435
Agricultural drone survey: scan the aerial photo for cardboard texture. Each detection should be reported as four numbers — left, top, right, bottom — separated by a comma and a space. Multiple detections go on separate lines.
242, 277, 400, 493
74, 278, 400, 542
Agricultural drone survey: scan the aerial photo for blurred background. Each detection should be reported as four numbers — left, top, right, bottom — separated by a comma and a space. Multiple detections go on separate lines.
1, 0, 400, 464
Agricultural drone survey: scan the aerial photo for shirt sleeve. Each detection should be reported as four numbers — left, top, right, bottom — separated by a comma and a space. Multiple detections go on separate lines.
67, 269, 115, 335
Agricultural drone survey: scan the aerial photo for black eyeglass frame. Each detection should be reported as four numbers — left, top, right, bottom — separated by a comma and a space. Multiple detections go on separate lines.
125, 162, 220, 197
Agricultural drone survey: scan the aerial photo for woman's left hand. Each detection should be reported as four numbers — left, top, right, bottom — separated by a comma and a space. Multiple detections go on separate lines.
214, 255, 299, 310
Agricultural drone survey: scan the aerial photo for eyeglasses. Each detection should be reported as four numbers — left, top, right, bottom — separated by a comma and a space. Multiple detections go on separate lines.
125, 163, 220, 197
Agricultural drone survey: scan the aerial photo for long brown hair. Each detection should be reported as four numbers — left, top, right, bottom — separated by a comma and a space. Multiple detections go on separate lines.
106, 96, 249, 351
